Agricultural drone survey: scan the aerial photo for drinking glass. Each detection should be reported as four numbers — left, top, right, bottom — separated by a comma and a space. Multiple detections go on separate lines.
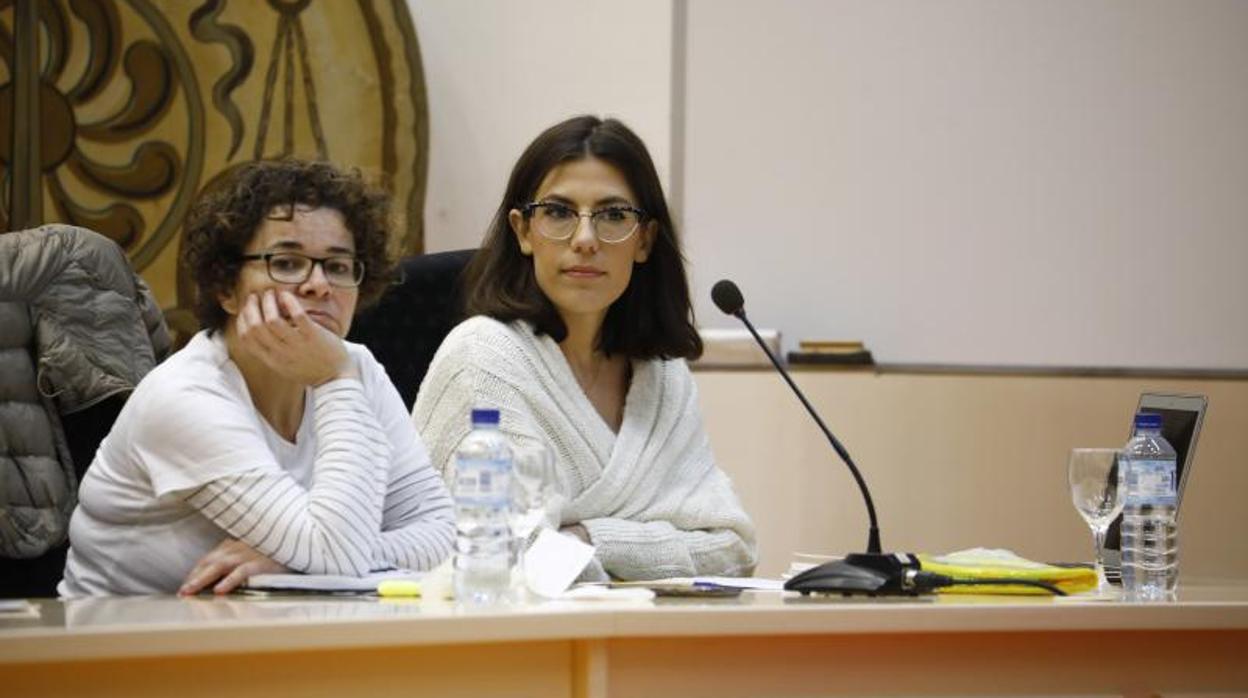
510, 442, 557, 598
1067, 448, 1123, 592
512, 442, 557, 540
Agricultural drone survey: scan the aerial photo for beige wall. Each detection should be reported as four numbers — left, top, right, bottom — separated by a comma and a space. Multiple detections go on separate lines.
408, 0, 674, 253
698, 370, 1248, 580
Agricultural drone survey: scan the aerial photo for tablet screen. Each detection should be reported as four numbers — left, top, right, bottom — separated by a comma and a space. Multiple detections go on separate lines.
1103, 394, 1206, 556
1146, 406, 1200, 501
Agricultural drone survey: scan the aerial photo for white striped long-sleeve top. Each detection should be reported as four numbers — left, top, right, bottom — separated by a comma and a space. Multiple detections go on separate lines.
60, 332, 454, 596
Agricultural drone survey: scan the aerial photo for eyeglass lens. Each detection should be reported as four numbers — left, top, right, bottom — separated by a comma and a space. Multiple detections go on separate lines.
531, 204, 640, 243
266, 253, 364, 287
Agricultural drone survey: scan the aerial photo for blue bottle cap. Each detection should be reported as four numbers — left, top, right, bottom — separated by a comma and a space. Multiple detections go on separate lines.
1134, 412, 1163, 430
471, 408, 500, 426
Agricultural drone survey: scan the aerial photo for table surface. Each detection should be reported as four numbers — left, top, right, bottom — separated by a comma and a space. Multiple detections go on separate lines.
3, 579, 1247, 665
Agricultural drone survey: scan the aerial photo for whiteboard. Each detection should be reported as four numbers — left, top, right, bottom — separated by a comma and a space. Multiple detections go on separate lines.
681, 0, 1248, 369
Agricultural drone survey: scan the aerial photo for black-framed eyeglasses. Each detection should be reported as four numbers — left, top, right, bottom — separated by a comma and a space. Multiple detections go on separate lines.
238, 251, 365, 288
521, 202, 647, 244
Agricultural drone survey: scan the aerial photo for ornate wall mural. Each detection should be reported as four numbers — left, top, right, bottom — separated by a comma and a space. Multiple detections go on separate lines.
1, 0, 429, 334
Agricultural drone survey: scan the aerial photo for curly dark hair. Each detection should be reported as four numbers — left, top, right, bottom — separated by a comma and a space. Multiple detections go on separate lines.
181, 159, 398, 333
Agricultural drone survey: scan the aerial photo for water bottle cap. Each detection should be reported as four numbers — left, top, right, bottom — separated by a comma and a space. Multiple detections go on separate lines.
1134, 412, 1163, 430
470, 408, 500, 425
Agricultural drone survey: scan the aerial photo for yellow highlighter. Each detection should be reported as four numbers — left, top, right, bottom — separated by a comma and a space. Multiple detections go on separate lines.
377, 579, 422, 598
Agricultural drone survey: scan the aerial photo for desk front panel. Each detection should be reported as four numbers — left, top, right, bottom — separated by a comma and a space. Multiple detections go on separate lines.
3, 588, 1248, 697
0, 640, 573, 698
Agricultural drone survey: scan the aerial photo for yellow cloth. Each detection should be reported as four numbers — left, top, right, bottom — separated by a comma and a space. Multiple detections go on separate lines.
918, 548, 1097, 595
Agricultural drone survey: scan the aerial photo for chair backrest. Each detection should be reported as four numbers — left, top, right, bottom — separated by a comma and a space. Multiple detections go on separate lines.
348, 249, 475, 410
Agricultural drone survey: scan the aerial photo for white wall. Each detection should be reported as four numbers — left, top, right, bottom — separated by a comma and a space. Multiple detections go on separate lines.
683, 0, 1248, 368
407, 0, 1248, 575
411, 0, 1248, 368
409, 0, 674, 253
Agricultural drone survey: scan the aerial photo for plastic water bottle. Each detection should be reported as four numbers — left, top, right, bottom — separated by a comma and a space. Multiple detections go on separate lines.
1119, 412, 1179, 600
453, 408, 513, 604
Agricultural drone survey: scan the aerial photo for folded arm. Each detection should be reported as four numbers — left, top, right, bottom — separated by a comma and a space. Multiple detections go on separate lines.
375, 463, 456, 571
181, 379, 390, 580
581, 467, 758, 581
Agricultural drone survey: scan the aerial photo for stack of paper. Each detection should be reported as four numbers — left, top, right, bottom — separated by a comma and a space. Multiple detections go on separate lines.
244, 569, 422, 594
782, 552, 843, 580
694, 328, 781, 367
609, 577, 784, 596
918, 548, 1098, 595
0, 599, 40, 619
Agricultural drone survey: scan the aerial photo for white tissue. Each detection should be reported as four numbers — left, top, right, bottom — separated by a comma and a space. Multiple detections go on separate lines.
523, 528, 597, 598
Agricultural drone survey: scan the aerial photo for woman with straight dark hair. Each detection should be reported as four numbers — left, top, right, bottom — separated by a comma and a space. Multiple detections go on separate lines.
413, 116, 756, 581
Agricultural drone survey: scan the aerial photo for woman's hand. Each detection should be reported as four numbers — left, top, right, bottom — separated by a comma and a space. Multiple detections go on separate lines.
179, 539, 289, 595
560, 524, 591, 544
234, 289, 357, 386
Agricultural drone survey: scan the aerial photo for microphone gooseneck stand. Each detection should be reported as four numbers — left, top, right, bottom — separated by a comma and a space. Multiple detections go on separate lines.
710, 279, 924, 596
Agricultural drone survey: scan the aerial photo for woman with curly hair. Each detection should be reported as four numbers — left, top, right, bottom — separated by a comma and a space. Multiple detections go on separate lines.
59, 159, 455, 596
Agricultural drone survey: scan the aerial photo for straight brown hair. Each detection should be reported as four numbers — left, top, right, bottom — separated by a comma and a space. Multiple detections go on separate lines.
461, 115, 701, 360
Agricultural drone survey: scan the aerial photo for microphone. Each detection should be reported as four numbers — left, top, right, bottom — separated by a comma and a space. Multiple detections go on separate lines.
710, 279, 920, 595
710, 279, 880, 552
710, 280, 745, 317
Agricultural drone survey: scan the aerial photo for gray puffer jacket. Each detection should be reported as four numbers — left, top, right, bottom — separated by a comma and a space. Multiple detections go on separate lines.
0, 224, 171, 558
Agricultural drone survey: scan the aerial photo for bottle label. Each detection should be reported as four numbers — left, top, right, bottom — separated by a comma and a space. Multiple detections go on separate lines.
1123, 458, 1177, 506
455, 457, 511, 506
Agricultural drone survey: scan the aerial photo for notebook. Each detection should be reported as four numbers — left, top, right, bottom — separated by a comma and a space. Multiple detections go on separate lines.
1103, 392, 1207, 579
242, 569, 422, 594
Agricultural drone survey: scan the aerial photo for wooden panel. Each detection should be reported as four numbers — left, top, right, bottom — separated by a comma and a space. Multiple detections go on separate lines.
605, 630, 1248, 697
0, 640, 573, 698
573, 639, 609, 698
697, 371, 1248, 579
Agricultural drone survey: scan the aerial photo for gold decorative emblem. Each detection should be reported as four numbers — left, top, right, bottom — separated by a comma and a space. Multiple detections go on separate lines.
2, 0, 429, 331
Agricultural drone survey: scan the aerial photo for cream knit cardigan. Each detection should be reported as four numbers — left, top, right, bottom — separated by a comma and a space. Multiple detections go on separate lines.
412, 316, 757, 581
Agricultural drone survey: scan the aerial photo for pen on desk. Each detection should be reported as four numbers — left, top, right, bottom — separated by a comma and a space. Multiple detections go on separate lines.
377, 580, 422, 598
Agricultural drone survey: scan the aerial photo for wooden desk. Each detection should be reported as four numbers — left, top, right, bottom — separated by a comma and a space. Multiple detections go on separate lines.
2, 583, 1247, 697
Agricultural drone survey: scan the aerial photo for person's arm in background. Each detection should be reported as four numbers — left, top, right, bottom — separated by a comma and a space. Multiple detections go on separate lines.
369, 354, 455, 571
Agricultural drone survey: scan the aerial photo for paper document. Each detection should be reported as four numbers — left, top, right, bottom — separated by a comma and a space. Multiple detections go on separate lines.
0, 599, 40, 618
563, 585, 656, 601
611, 577, 785, 592
919, 548, 1098, 596
784, 552, 844, 579
245, 569, 423, 593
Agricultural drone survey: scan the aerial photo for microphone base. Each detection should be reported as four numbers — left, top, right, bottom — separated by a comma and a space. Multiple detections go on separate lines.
783, 552, 923, 596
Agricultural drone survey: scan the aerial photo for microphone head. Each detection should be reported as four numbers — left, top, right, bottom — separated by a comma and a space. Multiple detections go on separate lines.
711, 279, 745, 316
